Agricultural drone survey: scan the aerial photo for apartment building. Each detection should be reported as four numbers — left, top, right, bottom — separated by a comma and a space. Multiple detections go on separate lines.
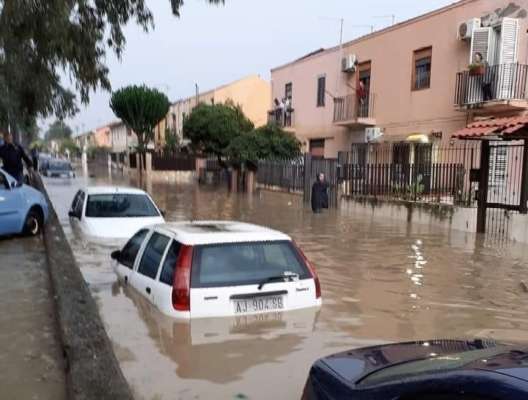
155, 75, 271, 148
109, 121, 137, 153
270, 0, 528, 158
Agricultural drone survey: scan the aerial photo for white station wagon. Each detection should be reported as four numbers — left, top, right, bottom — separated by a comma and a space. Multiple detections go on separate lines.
111, 221, 322, 319
69, 186, 165, 240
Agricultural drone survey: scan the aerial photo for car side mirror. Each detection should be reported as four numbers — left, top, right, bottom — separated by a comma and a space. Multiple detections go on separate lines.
68, 210, 77, 219
160, 209, 166, 218
111, 250, 122, 261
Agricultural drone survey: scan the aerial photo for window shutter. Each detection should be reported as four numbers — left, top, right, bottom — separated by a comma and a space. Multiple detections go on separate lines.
497, 18, 520, 99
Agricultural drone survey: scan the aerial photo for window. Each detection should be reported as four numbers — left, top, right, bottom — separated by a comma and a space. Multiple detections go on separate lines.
159, 241, 182, 285
85, 193, 160, 218
412, 47, 432, 90
285, 82, 292, 100
191, 241, 310, 288
137, 233, 170, 279
316, 76, 326, 107
310, 139, 325, 159
120, 229, 149, 269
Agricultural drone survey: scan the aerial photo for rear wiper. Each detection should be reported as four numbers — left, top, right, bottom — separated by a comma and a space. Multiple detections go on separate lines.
258, 272, 299, 290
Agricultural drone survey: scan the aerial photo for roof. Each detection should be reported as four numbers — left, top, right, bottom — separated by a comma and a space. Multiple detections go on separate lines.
155, 221, 291, 245
271, 0, 475, 72
84, 186, 149, 195
453, 116, 528, 140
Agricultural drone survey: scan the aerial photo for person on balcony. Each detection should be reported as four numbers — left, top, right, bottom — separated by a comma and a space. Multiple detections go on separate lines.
473, 52, 493, 101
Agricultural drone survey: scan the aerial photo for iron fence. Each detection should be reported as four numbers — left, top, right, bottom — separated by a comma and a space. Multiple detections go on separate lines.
257, 159, 304, 193
268, 108, 294, 128
455, 63, 528, 107
152, 152, 195, 171
339, 142, 481, 206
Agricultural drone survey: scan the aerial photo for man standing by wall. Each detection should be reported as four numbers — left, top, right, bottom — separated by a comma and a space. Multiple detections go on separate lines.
0, 131, 33, 183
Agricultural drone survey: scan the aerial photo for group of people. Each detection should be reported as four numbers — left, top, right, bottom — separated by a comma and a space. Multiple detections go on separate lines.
0, 131, 35, 184
273, 97, 293, 126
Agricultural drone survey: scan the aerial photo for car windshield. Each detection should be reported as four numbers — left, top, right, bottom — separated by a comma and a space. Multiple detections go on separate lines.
85, 193, 160, 218
49, 161, 72, 171
191, 241, 310, 288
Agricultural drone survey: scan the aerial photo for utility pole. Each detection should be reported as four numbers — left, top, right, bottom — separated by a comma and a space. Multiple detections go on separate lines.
195, 83, 199, 107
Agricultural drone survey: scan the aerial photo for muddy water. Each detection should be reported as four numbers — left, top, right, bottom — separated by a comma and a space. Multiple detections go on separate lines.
44, 168, 528, 400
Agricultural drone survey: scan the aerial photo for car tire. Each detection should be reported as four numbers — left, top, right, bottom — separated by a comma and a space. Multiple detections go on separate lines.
23, 208, 43, 236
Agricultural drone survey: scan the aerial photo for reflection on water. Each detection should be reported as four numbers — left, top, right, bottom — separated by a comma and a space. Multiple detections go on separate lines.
44, 166, 528, 400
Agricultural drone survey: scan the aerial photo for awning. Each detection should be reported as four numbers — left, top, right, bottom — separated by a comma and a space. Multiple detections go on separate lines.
406, 133, 429, 143
453, 116, 528, 140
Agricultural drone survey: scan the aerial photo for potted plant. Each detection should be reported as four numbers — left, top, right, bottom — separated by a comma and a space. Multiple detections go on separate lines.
469, 63, 485, 76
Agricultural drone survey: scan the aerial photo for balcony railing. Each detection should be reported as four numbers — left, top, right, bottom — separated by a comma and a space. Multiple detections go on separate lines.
268, 108, 294, 128
454, 63, 528, 107
333, 93, 375, 124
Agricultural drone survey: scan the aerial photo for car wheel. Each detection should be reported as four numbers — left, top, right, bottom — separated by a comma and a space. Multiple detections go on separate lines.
23, 209, 43, 236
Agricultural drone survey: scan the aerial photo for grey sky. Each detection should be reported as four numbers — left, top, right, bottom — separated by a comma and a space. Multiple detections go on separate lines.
63, 0, 455, 135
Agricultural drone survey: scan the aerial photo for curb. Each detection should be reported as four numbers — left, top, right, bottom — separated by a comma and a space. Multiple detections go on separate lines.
32, 173, 134, 400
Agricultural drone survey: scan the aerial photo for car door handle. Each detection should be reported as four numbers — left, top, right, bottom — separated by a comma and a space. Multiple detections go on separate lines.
146, 287, 151, 294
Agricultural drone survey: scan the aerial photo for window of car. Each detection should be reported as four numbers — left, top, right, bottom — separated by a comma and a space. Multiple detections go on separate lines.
120, 229, 149, 269
191, 241, 311, 288
137, 233, 170, 279
159, 241, 182, 285
85, 193, 160, 218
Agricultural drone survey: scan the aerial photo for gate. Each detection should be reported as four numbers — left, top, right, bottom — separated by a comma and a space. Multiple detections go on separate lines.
303, 154, 339, 208
478, 141, 528, 237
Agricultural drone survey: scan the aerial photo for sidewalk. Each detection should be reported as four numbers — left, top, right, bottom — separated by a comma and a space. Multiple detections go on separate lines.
0, 236, 66, 400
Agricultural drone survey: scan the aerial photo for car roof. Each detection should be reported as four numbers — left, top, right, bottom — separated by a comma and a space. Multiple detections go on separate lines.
83, 186, 150, 195
153, 221, 292, 245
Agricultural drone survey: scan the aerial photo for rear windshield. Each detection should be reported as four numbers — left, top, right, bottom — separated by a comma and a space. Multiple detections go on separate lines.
49, 162, 72, 171
85, 193, 160, 218
191, 241, 311, 288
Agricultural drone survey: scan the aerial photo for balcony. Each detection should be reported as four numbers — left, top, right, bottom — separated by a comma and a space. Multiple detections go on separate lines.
268, 108, 295, 130
333, 93, 376, 127
454, 63, 528, 113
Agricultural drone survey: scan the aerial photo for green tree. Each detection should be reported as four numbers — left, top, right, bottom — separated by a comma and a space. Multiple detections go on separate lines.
110, 85, 170, 170
45, 120, 73, 141
227, 124, 301, 170
183, 102, 254, 163
60, 138, 81, 157
0, 0, 223, 142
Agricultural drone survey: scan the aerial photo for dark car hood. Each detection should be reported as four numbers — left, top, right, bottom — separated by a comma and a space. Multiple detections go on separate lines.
320, 339, 528, 386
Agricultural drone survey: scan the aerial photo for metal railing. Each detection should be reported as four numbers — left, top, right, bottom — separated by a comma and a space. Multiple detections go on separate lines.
268, 108, 294, 128
454, 63, 528, 106
152, 151, 195, 171
257, 159, 304, 193
333, 93, 375, 123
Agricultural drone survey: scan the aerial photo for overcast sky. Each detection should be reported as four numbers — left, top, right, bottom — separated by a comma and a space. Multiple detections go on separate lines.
60, 0, 456, 135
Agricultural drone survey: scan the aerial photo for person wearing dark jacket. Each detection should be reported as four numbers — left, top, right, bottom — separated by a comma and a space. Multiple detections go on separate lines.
311, 172, 329, 213
0, 131, 33, 183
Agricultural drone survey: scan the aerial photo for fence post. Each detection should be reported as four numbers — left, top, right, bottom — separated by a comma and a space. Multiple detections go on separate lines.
303, 153, 312, 204
519, 139, 528, 214
477, 140, 490, 233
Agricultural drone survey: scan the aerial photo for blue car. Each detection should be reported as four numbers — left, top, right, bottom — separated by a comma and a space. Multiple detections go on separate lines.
303, 339, 528, 400
0, 168, 49, 236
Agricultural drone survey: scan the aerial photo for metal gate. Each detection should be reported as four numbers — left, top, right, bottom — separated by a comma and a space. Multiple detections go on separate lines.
303, 154, 339, 208
480, 141, 527, 238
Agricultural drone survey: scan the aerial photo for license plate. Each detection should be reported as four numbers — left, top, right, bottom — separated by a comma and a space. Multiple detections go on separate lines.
233, 296, 284, 314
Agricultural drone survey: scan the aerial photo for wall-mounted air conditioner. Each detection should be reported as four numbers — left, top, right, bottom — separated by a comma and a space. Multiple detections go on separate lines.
365, 127, 383, 142
458, 18, 481, 41
342, 54, 358, 73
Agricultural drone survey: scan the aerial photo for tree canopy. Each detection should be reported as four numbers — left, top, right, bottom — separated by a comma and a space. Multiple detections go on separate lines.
0, 0, 223, 139
183, 102, 254, 160
45, 120, 73, 142
110, 85, 170, 152
227, 124, 301, 169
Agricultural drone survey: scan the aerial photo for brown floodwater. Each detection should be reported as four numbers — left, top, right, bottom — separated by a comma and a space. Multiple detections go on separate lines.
44, 166, 528, 400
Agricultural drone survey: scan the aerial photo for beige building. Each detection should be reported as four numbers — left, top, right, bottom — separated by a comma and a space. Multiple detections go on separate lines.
155, 75, 271, 148
270, 0, 528, 158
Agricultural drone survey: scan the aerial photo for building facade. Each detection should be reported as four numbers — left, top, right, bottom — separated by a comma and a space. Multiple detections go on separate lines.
155, 75, 271, 148
270, 0, 528, 158
109, 121, 137, 153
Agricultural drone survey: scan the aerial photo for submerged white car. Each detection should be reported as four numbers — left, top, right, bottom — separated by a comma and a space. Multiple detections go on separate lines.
111, 221, 322, 319
69, 186, 165, 240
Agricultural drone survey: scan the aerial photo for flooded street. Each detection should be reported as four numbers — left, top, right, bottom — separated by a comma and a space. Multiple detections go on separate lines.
44, 167, 528, 400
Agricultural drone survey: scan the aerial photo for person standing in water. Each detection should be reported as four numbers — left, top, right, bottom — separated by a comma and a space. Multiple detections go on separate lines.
311, 172, 329, 213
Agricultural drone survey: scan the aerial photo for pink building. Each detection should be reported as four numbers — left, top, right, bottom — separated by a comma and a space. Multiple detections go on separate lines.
270, 0, 528, 158
94, 125, 111, 148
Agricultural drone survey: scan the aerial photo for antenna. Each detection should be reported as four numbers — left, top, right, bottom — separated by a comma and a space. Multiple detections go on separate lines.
373, 14, 396, 26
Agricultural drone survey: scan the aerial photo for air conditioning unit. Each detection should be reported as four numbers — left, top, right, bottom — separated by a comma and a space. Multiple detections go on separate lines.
365, 127, 383, 142
342, 54, 358, 73
458, 18, 481, 40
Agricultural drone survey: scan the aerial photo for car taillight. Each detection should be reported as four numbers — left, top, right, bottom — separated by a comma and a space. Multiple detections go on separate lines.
172, 245, 193, 311
294, 242, 321, 299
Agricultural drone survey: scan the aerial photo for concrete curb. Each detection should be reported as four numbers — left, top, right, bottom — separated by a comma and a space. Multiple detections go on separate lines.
32, 173, 134, 400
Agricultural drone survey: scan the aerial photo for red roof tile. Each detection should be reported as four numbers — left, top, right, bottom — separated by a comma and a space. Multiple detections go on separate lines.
453, 116, 528, 139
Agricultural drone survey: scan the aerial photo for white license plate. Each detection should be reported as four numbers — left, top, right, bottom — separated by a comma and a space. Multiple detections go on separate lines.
233, 296, 284, 314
